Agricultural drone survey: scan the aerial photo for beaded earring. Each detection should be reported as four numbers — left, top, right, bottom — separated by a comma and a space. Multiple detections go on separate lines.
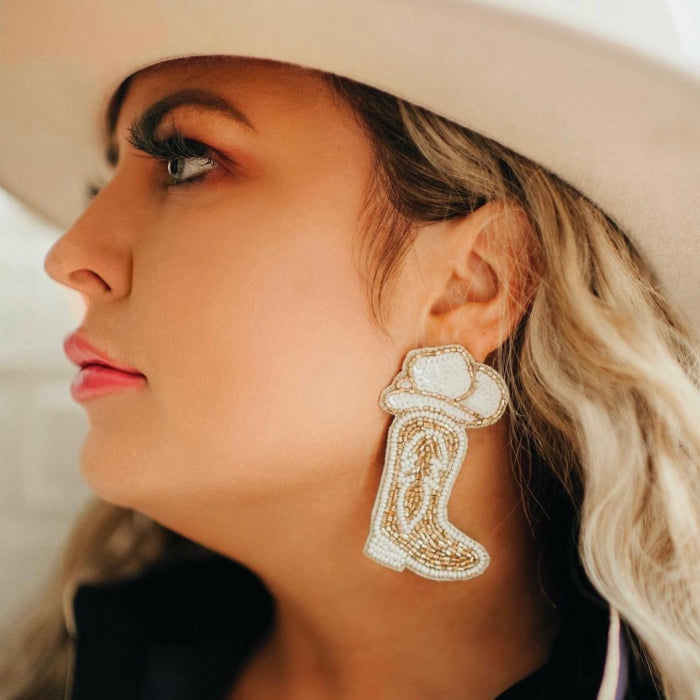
364, 344, 509, 581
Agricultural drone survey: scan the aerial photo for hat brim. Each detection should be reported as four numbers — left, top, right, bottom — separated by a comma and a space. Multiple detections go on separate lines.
1, 1, 699, 329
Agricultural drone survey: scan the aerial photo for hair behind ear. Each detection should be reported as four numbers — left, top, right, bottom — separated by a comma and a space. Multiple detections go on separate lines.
328, 71, 700, 695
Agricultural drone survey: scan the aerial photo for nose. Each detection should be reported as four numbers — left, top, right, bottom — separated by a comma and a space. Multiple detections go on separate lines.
44, 182, 134, 301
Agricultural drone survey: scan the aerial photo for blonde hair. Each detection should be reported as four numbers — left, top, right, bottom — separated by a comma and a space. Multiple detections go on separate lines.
327, 75, 700, 696
2, 65, 700, 699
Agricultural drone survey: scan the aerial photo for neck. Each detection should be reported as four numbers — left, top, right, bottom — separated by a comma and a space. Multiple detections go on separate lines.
234, 527, 558, 699
215, 421, 561, 699
144, 419, 560, 699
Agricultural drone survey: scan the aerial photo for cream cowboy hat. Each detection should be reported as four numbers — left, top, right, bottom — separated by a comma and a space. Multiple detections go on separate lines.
1, 0, 699, 333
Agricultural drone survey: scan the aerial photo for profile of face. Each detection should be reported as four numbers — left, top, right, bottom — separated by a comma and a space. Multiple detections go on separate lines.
43, 59, 400, 546
44, 57, 523, 573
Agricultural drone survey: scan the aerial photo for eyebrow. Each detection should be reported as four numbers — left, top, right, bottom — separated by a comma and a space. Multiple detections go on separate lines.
105, 88, 255, 167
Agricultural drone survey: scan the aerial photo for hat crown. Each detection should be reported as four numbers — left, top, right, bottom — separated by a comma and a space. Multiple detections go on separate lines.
410, 349, 472, 399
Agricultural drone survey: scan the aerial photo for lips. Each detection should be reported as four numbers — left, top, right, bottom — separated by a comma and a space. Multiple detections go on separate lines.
63, 331, 145, 376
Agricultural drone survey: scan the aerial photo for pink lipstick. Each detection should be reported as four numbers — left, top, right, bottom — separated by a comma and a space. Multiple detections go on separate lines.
64, 331, 146, 402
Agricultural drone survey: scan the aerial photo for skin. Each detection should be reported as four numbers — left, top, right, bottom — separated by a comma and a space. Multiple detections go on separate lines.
44, 57, 558, 699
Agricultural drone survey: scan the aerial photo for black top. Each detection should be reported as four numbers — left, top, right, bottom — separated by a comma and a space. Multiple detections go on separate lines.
67, 554, 660, 699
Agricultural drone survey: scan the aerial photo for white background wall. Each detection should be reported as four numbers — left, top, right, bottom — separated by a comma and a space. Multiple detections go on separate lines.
0, 189, 91, 634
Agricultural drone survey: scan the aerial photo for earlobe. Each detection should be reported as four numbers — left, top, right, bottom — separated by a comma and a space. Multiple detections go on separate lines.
423, 200, 535, 361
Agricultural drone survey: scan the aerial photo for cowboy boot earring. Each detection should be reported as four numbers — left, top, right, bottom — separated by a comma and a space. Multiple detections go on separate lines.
364, 344, 509, 581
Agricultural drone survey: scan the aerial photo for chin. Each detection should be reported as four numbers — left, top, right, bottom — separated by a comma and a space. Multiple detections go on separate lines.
77, 429, 153, 509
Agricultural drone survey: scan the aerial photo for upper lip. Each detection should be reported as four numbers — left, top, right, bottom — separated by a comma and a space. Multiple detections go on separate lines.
63, 331, 145, 375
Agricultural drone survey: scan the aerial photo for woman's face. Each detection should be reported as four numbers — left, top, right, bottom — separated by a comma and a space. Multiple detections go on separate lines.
45, 58, 414, 527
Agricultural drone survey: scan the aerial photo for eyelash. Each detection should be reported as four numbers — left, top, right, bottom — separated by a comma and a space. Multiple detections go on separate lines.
127, 121, 218, 187
85, 121, 225, 201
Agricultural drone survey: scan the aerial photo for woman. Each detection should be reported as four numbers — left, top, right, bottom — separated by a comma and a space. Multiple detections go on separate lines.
0, 2, 699, 699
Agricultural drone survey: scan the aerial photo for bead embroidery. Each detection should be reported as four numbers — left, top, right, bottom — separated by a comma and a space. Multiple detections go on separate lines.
364, 345, 509, 581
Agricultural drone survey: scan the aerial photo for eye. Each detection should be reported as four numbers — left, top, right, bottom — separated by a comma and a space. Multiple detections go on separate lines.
166, 153, 217, 185
126, 123, 220, 188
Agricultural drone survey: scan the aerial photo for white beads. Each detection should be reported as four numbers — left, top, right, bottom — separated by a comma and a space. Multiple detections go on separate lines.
411, 349, 473, 398
364, 345, 508, 582
380, 344, 508, 428
462, 369, 505, 418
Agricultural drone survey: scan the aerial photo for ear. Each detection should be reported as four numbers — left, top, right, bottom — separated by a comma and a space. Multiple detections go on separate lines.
417, 200, 537, 362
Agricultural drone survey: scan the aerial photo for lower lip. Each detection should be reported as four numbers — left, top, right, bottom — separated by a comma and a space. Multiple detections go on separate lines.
70, 365, 147, 402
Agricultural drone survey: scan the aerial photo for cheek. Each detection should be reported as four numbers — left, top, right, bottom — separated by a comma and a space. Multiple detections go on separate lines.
124, 193, 396, 504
